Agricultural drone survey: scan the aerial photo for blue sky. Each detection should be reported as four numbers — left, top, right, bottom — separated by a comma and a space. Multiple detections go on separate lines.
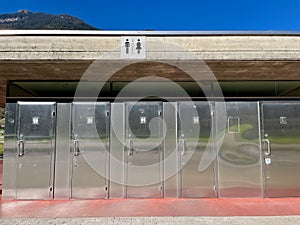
1, 0, 300, 30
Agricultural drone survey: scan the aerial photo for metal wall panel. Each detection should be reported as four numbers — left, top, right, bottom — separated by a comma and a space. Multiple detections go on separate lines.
216, 102, 263, 197
163, 102, 178, 198
124, 102, 163, 198
5, 100, 300, 200
177, 101, 217, 197
2, 103, 17, 199
110, 103, 126, 198
16, 102, 56, 199
54, 103, 72, 199
71, 102, 110, 199
261, 102, 300, 197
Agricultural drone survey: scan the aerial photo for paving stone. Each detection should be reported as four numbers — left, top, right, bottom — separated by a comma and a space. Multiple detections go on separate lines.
1, 216, 300, 225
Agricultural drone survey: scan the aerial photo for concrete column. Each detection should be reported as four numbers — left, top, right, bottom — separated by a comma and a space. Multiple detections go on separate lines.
0, 80, 7, 108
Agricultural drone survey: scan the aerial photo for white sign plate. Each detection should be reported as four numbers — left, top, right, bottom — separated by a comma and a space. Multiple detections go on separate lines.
121, 36, 146, 59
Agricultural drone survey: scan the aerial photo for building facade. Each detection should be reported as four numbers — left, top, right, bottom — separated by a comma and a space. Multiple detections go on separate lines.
2, 31, 300, 199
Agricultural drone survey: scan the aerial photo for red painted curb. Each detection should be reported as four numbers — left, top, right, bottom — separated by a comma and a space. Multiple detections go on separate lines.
1, 198, 300, 218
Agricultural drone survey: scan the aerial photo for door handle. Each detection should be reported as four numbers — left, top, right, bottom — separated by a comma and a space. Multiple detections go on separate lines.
262, 138, 271, 156
128, 139, 134, 156
181, 138, 186, 156
18, 140, 24, 157
73, 138, 80, 156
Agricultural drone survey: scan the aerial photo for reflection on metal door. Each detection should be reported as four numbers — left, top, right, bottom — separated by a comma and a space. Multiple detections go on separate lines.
16, 102, 56, 199
261, 103, 300, 197
125, 102, 163, 198
216, 102, 263, 197
178, 102, 216, 197
71, 102, 110, 199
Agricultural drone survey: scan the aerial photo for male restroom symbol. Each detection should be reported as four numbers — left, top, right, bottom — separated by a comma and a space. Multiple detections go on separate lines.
136, 39, 142, 54
125, 39, 130, 54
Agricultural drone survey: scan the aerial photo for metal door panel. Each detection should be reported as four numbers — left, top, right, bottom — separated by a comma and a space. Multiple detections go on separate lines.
126, 148, 162, 198
261, 102, 300, 197
71, 102, 110, 199
16, 102, 56, 200
178, 102, 216, 197
125, 102, 163, 198
216, 102, 263, 197
2, 103, 17, 199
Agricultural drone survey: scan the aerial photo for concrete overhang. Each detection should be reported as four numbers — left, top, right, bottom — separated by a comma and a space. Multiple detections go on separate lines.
0, 30, 300, 106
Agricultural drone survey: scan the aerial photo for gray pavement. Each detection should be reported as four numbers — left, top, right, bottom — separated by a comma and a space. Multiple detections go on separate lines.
1, 216, 300, 225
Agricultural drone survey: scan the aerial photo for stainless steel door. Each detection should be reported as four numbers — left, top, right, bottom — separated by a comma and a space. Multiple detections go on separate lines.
261, 102, 300, 197
16, 102, 56, 200
177, 102, 216, 197
125, 102, 163, 198
71, 102, 110, 199
216, 102, 263, 197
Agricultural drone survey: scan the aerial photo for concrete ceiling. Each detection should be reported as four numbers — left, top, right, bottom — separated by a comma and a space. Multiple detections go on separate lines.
0, 60, 300, 82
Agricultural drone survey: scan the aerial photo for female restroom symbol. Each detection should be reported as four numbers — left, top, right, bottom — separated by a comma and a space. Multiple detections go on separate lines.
136, 39, 142, 54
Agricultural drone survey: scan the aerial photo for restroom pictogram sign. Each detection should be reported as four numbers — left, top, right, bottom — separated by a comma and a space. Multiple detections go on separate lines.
121, 36, 146, 59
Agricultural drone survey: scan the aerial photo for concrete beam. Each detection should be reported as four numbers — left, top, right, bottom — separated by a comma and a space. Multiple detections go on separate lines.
0, 36, 300, 60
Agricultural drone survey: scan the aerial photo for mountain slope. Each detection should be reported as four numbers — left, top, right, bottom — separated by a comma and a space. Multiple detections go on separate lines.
0, 10, 99, 30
